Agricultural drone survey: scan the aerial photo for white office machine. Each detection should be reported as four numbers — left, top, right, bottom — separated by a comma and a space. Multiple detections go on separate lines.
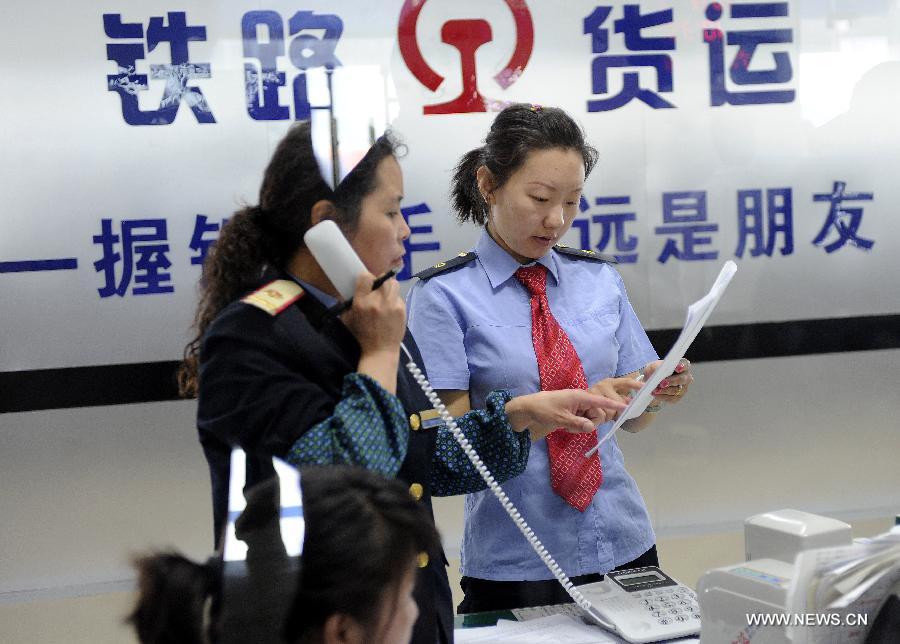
744, 509, 852, 563
696, 509, 853, 643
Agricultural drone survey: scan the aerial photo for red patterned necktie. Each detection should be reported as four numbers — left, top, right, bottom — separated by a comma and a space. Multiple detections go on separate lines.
515, 264, 601, 512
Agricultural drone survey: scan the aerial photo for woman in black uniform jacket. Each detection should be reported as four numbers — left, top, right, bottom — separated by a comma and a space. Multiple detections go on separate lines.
179, 123, 623, 644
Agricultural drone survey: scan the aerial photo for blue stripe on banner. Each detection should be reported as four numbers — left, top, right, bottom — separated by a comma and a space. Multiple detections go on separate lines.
0, 259, 78, 273
227, 506, 303, 523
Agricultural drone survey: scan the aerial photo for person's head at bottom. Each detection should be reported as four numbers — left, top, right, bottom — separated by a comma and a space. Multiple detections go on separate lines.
284, 466, 435, 644
127, 465, 438, 644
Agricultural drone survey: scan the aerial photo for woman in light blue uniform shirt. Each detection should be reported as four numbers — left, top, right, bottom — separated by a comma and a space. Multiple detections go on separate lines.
406, 104, 695, 613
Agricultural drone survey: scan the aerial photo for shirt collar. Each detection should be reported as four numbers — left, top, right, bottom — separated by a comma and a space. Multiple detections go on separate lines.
287, 273, 338, 307
474, 228, 559, 289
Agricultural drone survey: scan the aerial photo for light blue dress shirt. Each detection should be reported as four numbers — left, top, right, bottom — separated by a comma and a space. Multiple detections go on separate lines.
407, 230, 658, 581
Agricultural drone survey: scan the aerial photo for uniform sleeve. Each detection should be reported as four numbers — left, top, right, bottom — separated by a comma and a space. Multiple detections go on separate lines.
198, 307, 405, 467
406, 280, 471, 391
285, 373, 408, 477
611, 269, 659, 376
430, 389, 530, 496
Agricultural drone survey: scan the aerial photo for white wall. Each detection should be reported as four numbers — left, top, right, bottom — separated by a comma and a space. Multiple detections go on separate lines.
0, 401, 209, 598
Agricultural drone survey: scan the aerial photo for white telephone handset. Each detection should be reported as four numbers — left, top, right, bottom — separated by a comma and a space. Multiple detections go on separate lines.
302, 221, 699, 643
304, 220, 367, 300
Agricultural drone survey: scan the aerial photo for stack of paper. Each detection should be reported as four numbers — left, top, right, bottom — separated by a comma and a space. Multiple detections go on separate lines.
511, 602, 587, 621
786, 528, 900, 643
454, 614, 628, 643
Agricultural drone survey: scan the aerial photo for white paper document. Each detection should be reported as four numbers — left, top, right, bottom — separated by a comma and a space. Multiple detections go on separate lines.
511, 602, 587, 621
454, 614, 626, 643
454, 614, 701, 644
585, 260, 737, 458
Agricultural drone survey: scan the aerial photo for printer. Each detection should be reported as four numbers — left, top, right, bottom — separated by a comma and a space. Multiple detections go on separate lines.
696, 509, 853, 643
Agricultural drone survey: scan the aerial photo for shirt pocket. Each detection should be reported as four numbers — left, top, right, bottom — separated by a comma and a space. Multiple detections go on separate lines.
562, 295, 620, 328
559, 297, 622, 378
463, 321, 533, 395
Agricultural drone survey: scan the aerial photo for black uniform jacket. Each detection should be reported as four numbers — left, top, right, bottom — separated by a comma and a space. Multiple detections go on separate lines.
197, 275, 454, 644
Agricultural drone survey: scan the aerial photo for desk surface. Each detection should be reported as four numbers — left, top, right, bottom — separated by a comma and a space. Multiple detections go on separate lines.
455, 610, 516, 629
453, 605, 701, 643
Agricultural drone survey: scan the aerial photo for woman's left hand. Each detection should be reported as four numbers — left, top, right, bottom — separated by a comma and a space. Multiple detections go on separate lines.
587, 377, 644, 419
644, 358, 693, 405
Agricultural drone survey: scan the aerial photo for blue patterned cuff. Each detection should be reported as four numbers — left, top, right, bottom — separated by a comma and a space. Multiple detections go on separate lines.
286, 372, 407, 476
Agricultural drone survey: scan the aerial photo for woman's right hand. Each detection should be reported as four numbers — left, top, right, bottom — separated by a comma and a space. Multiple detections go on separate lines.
342, 272, 407, 356
505, 390, 627, 442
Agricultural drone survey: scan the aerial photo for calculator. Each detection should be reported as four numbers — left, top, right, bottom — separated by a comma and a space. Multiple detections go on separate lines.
575, 566, 701, 643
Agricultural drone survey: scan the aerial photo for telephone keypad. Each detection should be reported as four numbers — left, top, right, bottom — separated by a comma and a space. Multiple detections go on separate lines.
640, 585, 699, 622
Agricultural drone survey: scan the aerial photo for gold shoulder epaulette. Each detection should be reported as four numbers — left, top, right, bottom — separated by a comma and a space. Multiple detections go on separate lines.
413, 251, 476, 281
241, 279, 304, 315
553, 244, 617, 264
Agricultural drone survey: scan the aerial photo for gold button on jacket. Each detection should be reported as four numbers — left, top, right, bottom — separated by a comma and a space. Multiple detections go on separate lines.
409, 483, 424, 501
409, 413, 421, 431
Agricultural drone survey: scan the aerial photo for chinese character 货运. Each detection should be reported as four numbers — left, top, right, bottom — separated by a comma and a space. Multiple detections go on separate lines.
703, 2, 795, 106
583, 4, 676, 112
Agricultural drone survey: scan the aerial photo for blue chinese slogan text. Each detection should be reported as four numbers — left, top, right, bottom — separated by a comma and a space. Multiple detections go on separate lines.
2, 183, 873, 289
583, 2, 795, 111
243, 10, 343, 121
104, 10, 343, 125
90, 214, 225, 297
572, 181, 873, 264
104, 4, 798, 125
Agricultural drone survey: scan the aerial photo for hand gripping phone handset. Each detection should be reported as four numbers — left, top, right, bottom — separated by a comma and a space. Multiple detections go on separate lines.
303, 221, 620, 628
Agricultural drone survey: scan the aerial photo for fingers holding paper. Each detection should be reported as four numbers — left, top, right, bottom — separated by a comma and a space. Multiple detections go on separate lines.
588, 377, 644, 419
644, 358, 694, 405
